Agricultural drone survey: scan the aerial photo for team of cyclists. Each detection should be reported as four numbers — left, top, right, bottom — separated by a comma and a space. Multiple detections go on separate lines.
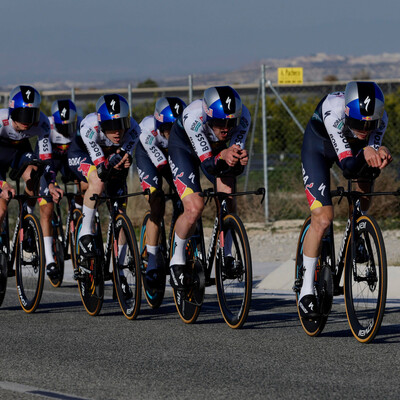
0, 80, 392, 321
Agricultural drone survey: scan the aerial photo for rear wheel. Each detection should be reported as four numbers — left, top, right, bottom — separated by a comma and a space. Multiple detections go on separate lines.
294, 216, 330, 336
344, 215, 387, 343
15, 214, 46, 313
69, 208, 82, 272
171, 221, 205, 324
215, 214, 252, 329
48, 212, 65, 288
113, 212, 141, 320
75, 214, 104, 316
139, 211, 166, 309
0, 216, 9, 307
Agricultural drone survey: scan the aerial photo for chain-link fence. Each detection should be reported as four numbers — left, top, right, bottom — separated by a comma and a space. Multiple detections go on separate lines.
4, 76, 400, 226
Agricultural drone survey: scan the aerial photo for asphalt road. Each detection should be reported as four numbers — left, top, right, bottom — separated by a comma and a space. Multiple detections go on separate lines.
1, 270, 400, 400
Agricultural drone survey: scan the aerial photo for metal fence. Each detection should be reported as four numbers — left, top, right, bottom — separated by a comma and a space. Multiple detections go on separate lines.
3, 72, 400, 223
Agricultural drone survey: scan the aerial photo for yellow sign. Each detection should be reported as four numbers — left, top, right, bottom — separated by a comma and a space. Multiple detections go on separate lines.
278, 67, 303, 84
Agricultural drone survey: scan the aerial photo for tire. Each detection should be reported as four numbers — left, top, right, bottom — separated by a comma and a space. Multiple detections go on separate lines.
112, 212, 141, 320
15, 214, 46, 313
294, 216, 329, 336
344, 214, 387, 343
69, 209, 82, 272
74, 213, 104, 316
48, 213, 65, 288
139, 211, 166, 309
215, 214, 252, 329
171, 221, 205, 324
0, 217, 9, 307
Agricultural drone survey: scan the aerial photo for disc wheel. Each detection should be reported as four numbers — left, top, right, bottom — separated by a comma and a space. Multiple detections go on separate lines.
171, 223, 205, 324
344, 215, 387, 343
139, 211, 166, 309
48, 214, 65, 288
75, 214, 104, 316
112, 212, 141, 320
15, 214, 46, 313
294, 216, 329, 336
215, 214, 252, 329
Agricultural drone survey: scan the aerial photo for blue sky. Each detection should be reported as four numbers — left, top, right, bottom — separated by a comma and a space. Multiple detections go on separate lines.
2, 0, 399, 86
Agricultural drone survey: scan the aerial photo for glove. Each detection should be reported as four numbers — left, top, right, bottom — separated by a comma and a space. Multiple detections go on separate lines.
97, 162, 109, 182
108, 152, 123, 168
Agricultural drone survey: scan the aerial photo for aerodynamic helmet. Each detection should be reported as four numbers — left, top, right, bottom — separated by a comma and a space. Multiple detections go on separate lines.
96, 94, 131, 132
154, 97, 186, 132
51, 99, 78, 138
344, 81, 384, 133
202, 86, 242, 130
9, 85, 41, 125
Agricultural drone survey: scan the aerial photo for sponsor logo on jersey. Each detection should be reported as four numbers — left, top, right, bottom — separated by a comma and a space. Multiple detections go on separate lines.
173, 172, 193, 199
2, 119, 9, 126
305, 183, 322, 210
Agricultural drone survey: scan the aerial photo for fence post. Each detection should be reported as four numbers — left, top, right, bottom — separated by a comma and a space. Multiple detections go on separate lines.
128, 83, 132, 115
71, 87, 75, 102
188, 75, 193, 104
261, 65, 269, 222
244, 78, 261, 192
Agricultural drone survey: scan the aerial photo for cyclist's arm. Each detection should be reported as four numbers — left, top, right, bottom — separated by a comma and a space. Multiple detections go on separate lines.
37, 114, 52, 161
139, 121, 168, 170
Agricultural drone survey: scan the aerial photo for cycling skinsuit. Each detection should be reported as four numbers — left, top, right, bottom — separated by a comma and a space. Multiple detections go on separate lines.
0, 109, 51, 187
135, 115, 173, 193
302, 91, 387, 210
168, 99, 251, 199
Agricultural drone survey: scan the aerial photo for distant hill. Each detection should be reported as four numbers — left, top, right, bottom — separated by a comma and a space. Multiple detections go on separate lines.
5, 53, 400, 91
158, 53, 400, 87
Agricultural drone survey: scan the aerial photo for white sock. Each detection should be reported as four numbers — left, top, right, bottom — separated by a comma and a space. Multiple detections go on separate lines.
79, 205, 96, 238
43, 236, 54, 266
299, 255, 318, 300
146, 245, 158, 256
170, 233, 188, 266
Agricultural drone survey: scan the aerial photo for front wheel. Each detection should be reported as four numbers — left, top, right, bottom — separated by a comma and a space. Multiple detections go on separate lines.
75, 213, 104, 316
215, 214, 252, 329
15, 214, 46, 313
344, 215, 387, 343
113, 212, 141, 320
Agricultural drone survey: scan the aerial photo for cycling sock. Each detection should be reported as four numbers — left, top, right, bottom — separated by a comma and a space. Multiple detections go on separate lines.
43, 236, 54, 266
79, 205, 96, 237
299, 255, 318, 300
146, 245, 159, 271
170, 233, 188, 266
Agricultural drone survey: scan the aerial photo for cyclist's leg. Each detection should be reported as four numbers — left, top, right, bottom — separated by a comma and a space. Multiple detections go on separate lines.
168, 141, 203, 289
299, 128, 334, 317
136, 143, 165, 287
67, 144, 101, 259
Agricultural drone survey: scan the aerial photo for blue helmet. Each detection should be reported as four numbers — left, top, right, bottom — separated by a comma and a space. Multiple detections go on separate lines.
202, 86, 242, 130
345, 81, 384, 132
154, 97, 186, 132
9, 85, 41, 124
96, 94, 131, 132
51, 99, 78, 138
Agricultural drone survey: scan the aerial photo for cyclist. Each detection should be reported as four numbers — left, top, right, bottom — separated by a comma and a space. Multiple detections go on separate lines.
299, 81, 392, 318
0, 85, 51, 262
67, 94, 140, 294
136, 96, 186, 289
37, 99, 81, 279
167, 86, 250, 289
